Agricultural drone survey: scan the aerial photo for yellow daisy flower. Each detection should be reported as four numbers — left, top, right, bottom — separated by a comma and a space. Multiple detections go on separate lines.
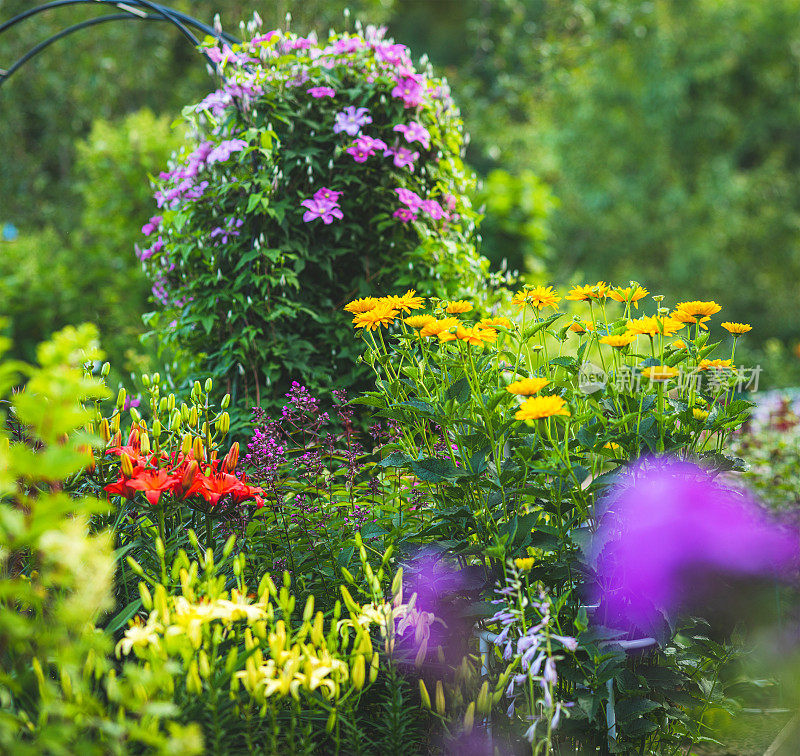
353, 302, 400, 331
693, 408, 710, 420
698, 359, 733, 371
600, 333, 636, 348
671, 339, 687, 349
344, 296, 379, 314
405, 314, 436, 329
515, 395, 570, 420
514, 557, 535, 571
446, 300, 473, 314
506, 377, 550, 396
608, 285, 649, 308
721, 322, 752, 335
391, 290, 426, 313
420, 317, 460, 340
565, 281, 609, 301
641, 365, 679, 381
674, 300, 722, 318
511, 285, 561, 310
626, 316, 683, 338
479, 316, 513, 329
456, 325, 498, 346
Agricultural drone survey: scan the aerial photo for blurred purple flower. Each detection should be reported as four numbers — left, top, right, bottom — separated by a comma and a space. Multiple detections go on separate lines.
333, 106, 372, 136
206, 139, 248, 165
593, 457, 799, 632
420, 199, 445, 220
123, 397, 141, 411
307, 86, 336, 98
393, 207, 417, 223
395, 187, 423, 210
391, 75, 425, 108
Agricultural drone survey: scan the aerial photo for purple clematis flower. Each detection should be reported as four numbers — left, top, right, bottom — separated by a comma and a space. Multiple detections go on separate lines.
301, 198, 343, 224
307, 86, 336, 98
592, 457, 799, 634
420, 199, 445, 220
393, 207, 418, 222
391, 75, 425, 108
333, 106, 373, 136
313, 187, 342, 203
346, 135, 387, 163
393, 121, 431, 149
388, 147, 419, 171
206, 139, 248, 165
395, 187, 423, 210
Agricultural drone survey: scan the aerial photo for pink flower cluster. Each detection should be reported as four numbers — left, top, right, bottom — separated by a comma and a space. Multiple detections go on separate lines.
393, 188, 452, 223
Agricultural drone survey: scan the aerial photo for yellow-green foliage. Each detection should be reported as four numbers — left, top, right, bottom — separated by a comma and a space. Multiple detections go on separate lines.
0, 323, 201, 755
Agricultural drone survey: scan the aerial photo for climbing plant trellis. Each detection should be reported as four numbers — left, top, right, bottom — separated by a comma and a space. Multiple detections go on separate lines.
0, 0, 239, 88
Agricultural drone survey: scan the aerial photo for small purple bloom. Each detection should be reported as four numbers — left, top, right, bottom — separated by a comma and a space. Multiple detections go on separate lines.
393, 207, 418, 222
393, 121, 431, 149
388, 147, 419, 171
420, 199, 445, 220
206, 139, 248, 165
141, 215, 162, 236
395, 187, 423, 210
346, 135, 387, 163
307, 86, 336, 98
123, 397, 141, 411
333, 106, 373, 136
313, 187, 342, 203
301, 198, 343, 224
391, 76, 425, 108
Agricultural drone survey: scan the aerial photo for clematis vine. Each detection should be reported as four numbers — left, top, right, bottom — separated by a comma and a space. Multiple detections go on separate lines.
333, 106, 373, 136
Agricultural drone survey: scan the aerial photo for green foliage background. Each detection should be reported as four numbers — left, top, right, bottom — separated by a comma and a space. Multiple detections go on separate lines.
3, 0, 800, 387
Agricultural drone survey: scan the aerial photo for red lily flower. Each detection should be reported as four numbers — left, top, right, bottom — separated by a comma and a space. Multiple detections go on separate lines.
127, 468, 178, 506
104, 474, 138, 500
199, 473, 241, 506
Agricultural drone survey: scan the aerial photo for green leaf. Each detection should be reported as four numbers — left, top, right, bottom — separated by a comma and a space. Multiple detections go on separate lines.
410, 457, 460, 482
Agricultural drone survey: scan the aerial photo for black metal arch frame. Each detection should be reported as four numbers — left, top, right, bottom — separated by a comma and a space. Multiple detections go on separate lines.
0, 0, 241, 89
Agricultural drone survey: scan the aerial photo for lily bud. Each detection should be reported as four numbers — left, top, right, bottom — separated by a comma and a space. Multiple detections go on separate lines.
142, 374, 150, 388
181, 434, 192, 456
170, 411, 181, 432
99, 418, 111, 443
110, 430, 121, 447
167, 393, 176, 412
192, 436, 205, 462
127, 427, 140, 448
476, 681, 490, 715
139, 432, 151, 455
189, 406, 198, 427
463, 701, 475, 734
435, 681, 445, 715
110, 414, 120, 434
152, 372, 160, 384
352, 654, 365, 690
325, 709, 336, 733
181, 461, 199, 493
223, 442, 239, 472
204, 378, 213, 392
152, 419, 162, 437
138, 582, 153, 611
100, 361, 110, 377
419, 679, 431, 709
221, 393, 231, 409
116, 388, 127, 410
369, 651, 379, 683
120, 452, 134, 478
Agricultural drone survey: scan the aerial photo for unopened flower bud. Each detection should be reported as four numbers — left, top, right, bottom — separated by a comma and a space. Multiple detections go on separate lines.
221, 393, 231, 409
159, 397, 168, 414
192, 436, 205, 461
477, 681, 490, 715
223, 442, 239, 472
152, 419, 162, 437
463, 701, 475, 734
435, 680, 445, 715
138, 582, 153, 611
100, 361, 110, 377
204, 378, 213, 392
129, 406, 141, 423
120, 452, 134, 478
181, 460, 199, 493
139, 432, 150, 455
419, 679, 431, 709
167, 393, 176, 412
189, 406, 198, 427
181, 433, 192, 456
142, 374, 150, 388
352, 654, 365, 690
325, 709, 336, 733
152, 372, 160, 385
170, 411, 181, 432
99, 418, 111, 443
